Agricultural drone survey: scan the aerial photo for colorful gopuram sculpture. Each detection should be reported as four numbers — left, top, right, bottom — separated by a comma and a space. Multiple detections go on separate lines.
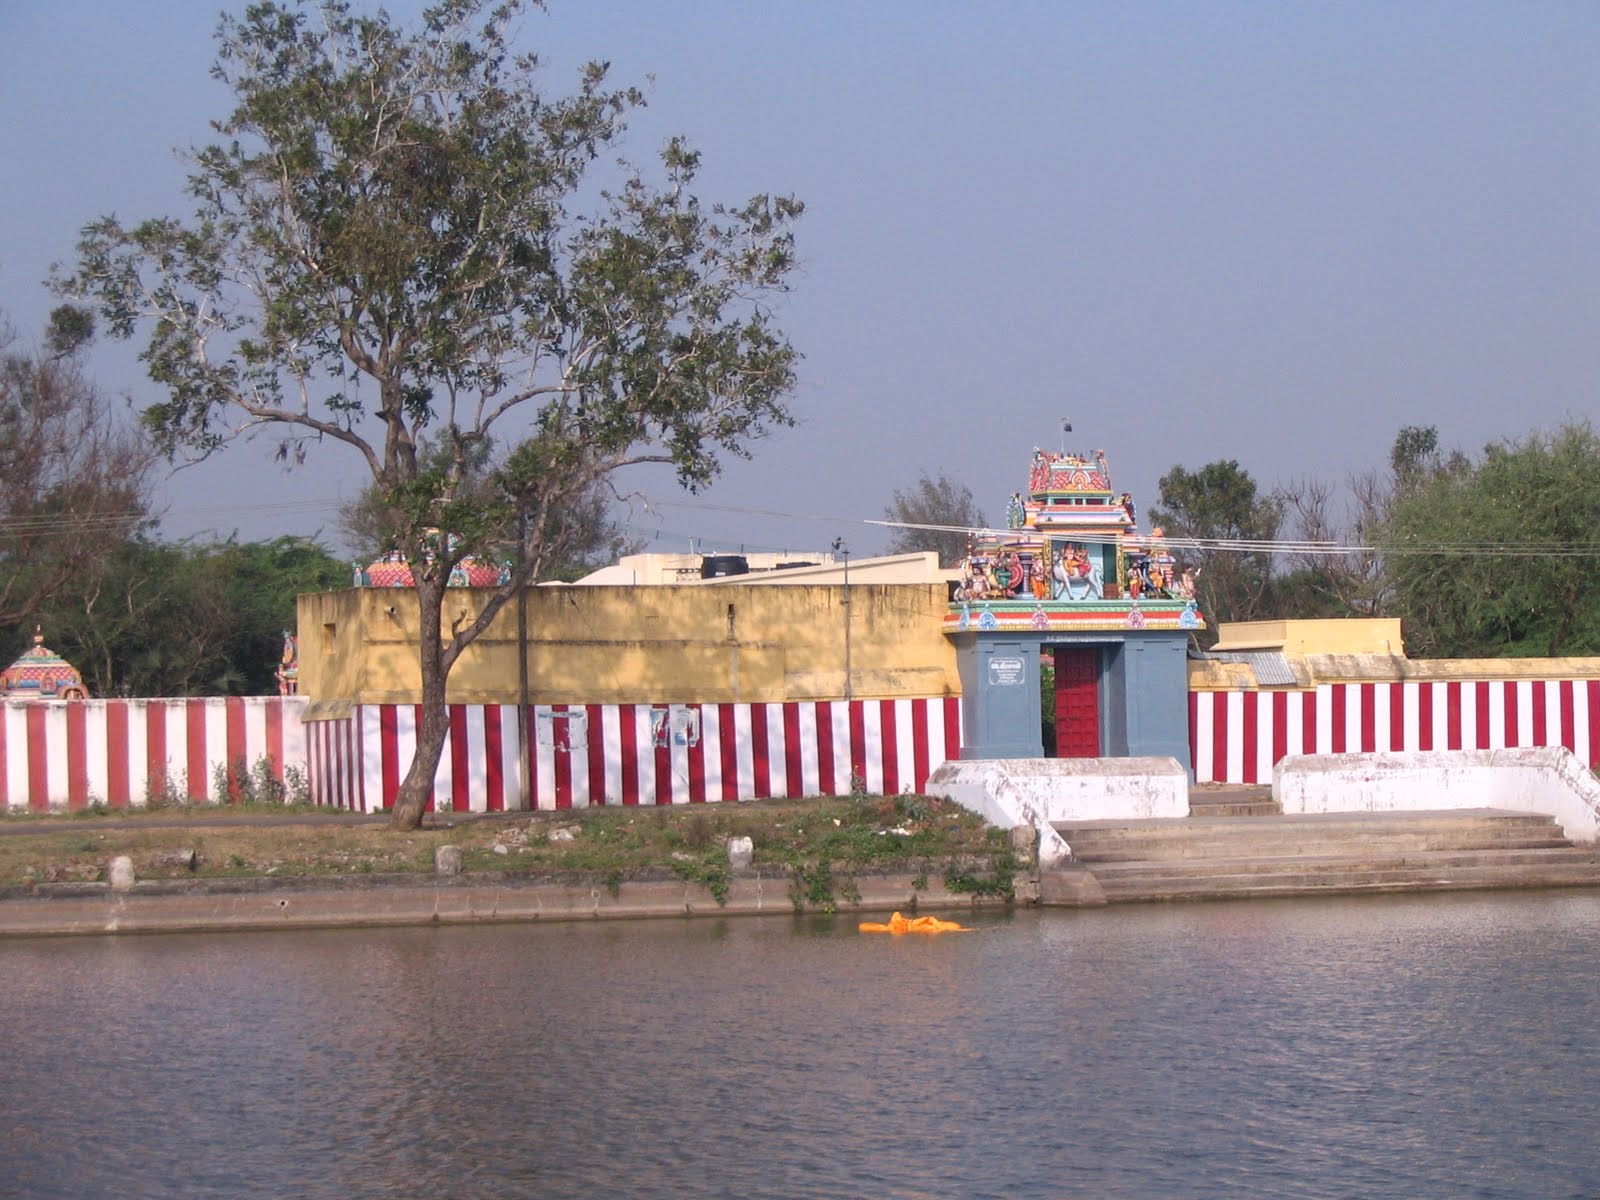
354, 529, 508, 589
948, 445, 1203, 634
275, 631, 300, 696
1, 627, 88, 700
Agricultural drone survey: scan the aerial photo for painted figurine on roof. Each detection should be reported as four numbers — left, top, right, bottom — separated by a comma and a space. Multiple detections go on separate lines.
359, 529, 503, 588
948, 441, 1205, 635
1, 627, 87, 701
275, 631, 299, 696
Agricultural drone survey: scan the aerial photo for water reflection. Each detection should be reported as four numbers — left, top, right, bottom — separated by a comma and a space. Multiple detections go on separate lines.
3, 893, 1599, 1199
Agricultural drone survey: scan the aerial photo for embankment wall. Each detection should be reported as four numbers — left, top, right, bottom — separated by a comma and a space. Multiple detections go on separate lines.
5, 696, 961, 813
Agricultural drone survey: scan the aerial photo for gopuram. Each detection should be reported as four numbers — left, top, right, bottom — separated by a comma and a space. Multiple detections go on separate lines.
945, 443, 1202, 766
354, 533, 507, 589
1, 627, 88, 701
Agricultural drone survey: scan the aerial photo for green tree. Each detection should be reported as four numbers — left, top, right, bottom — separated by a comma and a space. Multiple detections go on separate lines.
339, 438, 642, 582
1376, 421, 1600, 658
41, 535, 349, 696
202, 536, 354, 691
1388, 423, 1465, 495
1149, 459, 1284, 641
882, 472, 986, 568
0, 308, 156, 640
58, 0, 802, 827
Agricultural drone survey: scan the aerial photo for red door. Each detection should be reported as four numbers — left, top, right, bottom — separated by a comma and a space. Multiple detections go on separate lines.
1054, 647, 1100, 758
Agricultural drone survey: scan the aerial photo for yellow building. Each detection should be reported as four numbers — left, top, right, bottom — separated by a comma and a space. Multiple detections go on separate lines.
1190, 619, 1600, 690
575, 550, 954, 587
297, 576, 960, 712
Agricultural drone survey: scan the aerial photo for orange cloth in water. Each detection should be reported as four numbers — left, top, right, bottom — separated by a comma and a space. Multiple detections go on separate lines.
858, 911, 968, 934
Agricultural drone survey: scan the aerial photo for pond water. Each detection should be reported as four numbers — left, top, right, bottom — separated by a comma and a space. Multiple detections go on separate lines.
3, 892, 1599, 1199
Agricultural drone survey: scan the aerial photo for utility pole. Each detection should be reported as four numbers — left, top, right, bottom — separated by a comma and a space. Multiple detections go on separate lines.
517, 509, 530, 806
833, 537, 852, 702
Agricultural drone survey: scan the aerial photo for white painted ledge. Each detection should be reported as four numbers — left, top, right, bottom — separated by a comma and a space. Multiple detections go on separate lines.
926, 757, 1189, 867
1274, 748, 1600, 843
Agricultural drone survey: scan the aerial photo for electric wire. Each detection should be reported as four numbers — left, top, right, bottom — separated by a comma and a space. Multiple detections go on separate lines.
640, 499, 1600, 560
1, 493, 1597, 561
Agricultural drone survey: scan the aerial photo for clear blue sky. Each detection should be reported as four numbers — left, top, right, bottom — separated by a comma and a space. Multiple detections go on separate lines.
2, 1, 1595, 559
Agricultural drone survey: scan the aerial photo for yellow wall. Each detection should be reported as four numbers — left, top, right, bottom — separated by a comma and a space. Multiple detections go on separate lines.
297, 583, 960, 707
1190, 618, 1600, 690
1210, 618, 1405, 656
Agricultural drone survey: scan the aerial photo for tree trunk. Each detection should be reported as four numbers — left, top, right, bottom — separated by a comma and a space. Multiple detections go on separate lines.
1547, 584, 1579, 658
390, 573, 451, 830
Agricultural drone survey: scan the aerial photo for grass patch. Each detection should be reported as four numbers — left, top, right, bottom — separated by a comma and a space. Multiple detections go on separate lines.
0, 817, 452, 884
0, 794, 1006, 897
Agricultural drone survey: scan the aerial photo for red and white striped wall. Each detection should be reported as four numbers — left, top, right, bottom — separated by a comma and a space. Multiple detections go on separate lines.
304, 711, 361, 813
0, 697, 307, 811
304, 697, 964, 814
23, 684, 1595, 811
1191, 681, 1600, 784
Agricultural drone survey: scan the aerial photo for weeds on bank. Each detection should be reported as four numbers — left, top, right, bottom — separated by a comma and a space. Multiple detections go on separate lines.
942, 828, 1021, 901
0, 793, 1001, 894
211, 757, 312, 806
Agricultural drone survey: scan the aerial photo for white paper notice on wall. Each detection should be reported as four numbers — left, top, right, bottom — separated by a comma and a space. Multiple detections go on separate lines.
536, 709, 589, 751
651, 705, 701, 747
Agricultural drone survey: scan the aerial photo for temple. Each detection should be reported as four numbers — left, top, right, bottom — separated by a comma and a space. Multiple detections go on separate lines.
945, 444, 1201, 764
287, 433, 1210, 811
1, 627, 87, 701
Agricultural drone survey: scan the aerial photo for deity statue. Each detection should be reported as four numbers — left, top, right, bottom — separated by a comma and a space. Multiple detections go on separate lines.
1006, 492, 1026, 529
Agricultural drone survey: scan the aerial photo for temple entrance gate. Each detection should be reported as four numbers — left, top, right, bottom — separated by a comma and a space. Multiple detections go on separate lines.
1053, 646, 1101, 757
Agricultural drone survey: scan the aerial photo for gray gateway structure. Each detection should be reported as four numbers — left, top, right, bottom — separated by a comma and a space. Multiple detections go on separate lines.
944, 444, 1201, 765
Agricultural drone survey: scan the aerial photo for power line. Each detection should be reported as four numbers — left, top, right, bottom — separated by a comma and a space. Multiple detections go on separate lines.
2, 491, 1597, 562
0, 496, 349, 537
644, 498, 1600, 560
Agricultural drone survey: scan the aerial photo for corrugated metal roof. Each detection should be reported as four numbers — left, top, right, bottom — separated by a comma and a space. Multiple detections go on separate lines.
1201, 650, 1299, 687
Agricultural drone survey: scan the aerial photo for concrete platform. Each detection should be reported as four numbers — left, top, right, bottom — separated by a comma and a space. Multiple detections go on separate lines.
1048, 807, 1600, 904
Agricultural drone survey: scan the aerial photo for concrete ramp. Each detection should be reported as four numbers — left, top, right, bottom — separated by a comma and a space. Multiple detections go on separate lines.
1275, 748, 1600, 844
926, 757, 1189, 866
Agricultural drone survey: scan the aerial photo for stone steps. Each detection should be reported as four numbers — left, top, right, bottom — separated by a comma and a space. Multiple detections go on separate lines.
1090, 844, 1600, 877
1057, 809, 1567, 861
1089, 858, 1600, 901
1188, 798, 1281, 817
1051, 808, 1600, 903
1187, 787, 1280, 818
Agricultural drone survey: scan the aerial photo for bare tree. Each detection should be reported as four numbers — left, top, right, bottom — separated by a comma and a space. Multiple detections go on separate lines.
1276, 474, 1388, 617
1275, 425, 1467, 620
883, 472, 986, 568
0, 308, 156, 641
